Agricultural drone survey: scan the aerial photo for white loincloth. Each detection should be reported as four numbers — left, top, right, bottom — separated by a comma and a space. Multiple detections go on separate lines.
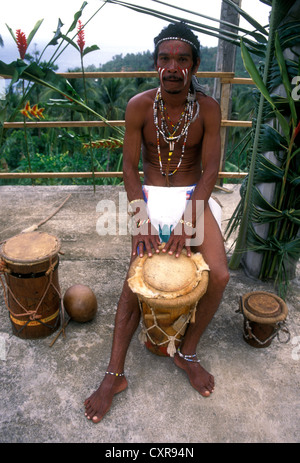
142, 184, 222, 244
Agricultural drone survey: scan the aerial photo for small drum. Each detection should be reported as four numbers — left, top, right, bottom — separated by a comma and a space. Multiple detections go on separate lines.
0, 231, 61, 339
128, 250, 209, 357
239, 291, 289, 348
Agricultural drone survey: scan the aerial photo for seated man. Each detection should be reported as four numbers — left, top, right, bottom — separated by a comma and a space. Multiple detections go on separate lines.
84, 21, 229, 423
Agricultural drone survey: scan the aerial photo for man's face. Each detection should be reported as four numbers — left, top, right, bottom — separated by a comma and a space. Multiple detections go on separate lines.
156, 40, 199, 94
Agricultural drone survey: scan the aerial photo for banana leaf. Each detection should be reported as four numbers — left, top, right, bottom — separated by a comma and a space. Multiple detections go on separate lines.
240, 38, 290, 138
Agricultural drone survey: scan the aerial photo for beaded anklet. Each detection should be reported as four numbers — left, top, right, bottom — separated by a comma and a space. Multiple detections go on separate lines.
177, 347, 201, 363
105, 371, 125, 377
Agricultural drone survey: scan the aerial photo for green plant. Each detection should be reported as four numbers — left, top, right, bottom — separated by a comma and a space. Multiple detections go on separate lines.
225, 1, 300, 298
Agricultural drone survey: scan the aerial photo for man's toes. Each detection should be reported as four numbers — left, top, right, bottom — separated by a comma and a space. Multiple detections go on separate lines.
200, 388, 211, 397
92, 414, 102, 423
207, 376, 214, 390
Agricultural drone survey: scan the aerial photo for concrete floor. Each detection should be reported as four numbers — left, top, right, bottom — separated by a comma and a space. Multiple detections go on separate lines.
0, 184, 299, 444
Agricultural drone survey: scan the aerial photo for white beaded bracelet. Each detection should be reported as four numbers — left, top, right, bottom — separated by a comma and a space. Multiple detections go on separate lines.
179, 219, 194, 228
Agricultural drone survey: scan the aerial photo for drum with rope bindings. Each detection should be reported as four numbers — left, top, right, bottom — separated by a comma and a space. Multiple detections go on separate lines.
128, 248, 209, 357
0, 231, 62, 339
239, 291, 290, 348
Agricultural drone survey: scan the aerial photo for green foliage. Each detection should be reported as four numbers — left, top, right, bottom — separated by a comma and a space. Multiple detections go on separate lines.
2, 46, 252, 185
226, 0, 300, 298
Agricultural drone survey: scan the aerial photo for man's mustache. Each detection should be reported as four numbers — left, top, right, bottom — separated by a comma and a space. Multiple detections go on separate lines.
163, 76, 183, 81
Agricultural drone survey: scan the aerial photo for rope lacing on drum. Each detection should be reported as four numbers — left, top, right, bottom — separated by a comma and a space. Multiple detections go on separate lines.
243, 318, 290, 345
237, 299, 291, 346
0, 257, 63, 335
138, 300, 197, 357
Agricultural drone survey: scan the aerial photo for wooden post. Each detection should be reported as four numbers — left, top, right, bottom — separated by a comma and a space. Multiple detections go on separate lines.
213, 0, 242, 184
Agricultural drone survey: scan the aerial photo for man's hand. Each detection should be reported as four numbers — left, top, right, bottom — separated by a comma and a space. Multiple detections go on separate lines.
161, 220, 195, 258
132, 221, 161, 258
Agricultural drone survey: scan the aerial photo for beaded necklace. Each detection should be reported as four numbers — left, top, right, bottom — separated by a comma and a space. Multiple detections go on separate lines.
153, 86, 199, 181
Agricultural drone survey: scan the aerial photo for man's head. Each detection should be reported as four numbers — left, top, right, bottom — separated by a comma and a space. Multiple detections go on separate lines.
153, 22, 201, 94
153, 21, 201, 70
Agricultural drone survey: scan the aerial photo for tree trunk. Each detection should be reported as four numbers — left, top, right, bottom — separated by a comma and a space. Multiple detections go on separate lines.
213, 0, 242, 183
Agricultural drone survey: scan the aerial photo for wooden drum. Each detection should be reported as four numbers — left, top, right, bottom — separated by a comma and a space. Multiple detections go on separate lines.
0, 231, 61, 339
128, 250, 209, 357
239, 291, 289, 348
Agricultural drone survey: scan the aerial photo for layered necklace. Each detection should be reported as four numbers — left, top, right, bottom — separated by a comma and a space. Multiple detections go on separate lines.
153, 86, 199, 184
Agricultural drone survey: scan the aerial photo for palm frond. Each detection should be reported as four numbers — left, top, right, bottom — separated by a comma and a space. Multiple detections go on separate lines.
106, 0, 268, 55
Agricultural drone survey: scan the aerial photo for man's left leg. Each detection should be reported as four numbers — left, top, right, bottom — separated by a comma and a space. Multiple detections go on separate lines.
174, 206, 230, 396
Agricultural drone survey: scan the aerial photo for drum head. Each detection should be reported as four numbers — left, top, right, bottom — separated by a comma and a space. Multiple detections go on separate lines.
242, 291, 288, 324
142, 252, 197, 294
1, 232, 60, 264
128, 249, 210, 306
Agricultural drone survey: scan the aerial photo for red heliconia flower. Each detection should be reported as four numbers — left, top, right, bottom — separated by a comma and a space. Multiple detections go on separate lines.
20, 101, 32, 119
16, 29, 28, 60
77, 20, 85, 54
20, 101, 45, 120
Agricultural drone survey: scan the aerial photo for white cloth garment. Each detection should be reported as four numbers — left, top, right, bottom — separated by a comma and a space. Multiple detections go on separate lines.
142, 184, 222, 244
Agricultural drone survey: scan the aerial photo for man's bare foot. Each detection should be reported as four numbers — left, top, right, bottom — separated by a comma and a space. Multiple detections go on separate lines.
84, 374, 128, 423
174, 352, 214, 397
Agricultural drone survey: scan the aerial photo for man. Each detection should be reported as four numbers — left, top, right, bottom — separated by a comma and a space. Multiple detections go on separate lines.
84, 21, 229, 423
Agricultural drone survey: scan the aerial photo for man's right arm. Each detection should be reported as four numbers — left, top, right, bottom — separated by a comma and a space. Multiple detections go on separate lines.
122, 95, 160, 257
123, 95, 144, 202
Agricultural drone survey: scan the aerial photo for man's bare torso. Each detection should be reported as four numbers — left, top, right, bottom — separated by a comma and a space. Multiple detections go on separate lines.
135, 88, 210, 187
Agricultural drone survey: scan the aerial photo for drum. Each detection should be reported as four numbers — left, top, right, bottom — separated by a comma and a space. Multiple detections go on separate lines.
239, 291, 289, 348
0, 231, 61, 339
128, 249, 209, 357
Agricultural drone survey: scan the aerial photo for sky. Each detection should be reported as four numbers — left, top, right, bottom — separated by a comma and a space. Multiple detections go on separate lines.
0, 0, 271, 71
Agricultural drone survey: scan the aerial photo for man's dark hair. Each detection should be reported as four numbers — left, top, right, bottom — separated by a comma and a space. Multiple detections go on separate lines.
153, 21, 201, 68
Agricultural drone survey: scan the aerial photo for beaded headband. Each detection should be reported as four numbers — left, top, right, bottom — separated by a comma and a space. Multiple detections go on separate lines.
155, 37, 199, 53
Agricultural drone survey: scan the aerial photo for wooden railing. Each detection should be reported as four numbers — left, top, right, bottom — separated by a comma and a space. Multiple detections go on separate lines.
0, 71, 254, 181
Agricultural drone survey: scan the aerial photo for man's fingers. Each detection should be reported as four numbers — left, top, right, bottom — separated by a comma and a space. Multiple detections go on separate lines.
175, 242, 184, 258
138, 240, 145, 257
185, 245, 192, 257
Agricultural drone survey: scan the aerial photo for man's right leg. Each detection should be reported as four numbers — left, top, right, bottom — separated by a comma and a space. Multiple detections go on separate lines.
84, 267, 140, 423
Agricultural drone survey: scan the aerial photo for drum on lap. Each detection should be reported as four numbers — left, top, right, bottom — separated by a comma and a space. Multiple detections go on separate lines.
127, 249, 209, 357
0, 231, 62, 339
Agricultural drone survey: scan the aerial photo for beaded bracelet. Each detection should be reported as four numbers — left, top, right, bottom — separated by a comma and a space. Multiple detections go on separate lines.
136, 218, 151, 228
105, 371, 124, 377
179, 219, 194, 228
129, 198, 145, 206
128, 199, 146, 217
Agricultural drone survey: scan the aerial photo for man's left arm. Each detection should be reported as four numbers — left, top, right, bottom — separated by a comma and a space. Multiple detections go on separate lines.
188, 96, 221, 212
163, 97, 221, 257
